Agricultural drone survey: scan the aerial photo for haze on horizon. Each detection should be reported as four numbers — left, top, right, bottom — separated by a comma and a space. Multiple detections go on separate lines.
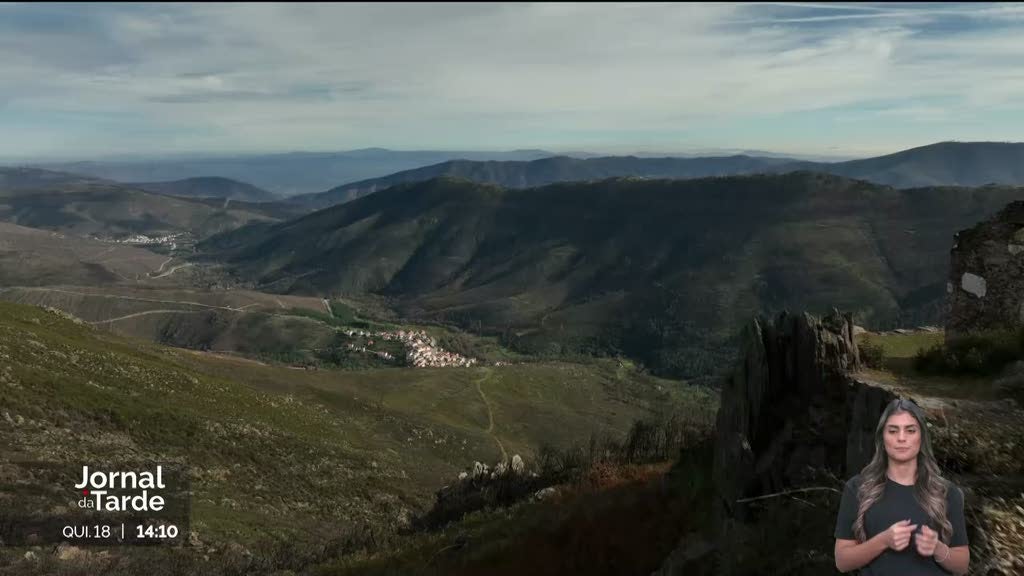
2, 2, 1023, 161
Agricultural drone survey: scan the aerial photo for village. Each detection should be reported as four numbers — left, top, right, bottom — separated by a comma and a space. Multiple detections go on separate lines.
341, 328, 483, 368
92, 232, 187, 250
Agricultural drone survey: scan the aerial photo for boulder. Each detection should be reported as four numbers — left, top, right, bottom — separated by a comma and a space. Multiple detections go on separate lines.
472, 461, 487, 479
533, 487, 558, 501
53, 542, 86, 561
493, 461, 508, 477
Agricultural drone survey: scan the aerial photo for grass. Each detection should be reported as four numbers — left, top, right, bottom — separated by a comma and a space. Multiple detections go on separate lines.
854, 331, 1006, 400
0, 299, 709, 563
857, 331, 944, 359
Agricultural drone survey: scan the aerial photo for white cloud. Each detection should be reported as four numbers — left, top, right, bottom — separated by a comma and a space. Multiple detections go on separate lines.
0, 2, 1022, 157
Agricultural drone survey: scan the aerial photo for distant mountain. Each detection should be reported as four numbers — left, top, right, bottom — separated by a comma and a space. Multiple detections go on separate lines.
202, 173, 1024, 378
21, 141, 1024, 200
0, 166, 108, 190
801, 141, 1024, 188
29, 148, 560, 196
668, 148, 856, 161
131, 176, 277, 202
284, 141, 1024, 212
286, 155, 797, 211
0, 168, 283, 240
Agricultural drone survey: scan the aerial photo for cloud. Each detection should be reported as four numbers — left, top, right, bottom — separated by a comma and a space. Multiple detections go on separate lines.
0, 2, 1022, 158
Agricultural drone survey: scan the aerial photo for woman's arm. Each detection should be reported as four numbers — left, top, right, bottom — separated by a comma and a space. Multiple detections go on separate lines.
834, 533, 888, 573
934, 542, 969, 575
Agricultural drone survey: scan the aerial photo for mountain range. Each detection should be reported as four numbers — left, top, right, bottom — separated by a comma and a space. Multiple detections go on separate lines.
8, 141, 1024, 378
202, 172, 1024, 378
26, 148, 559, 196
285, 141, 1024, 211
285, 154, 796, 211
18, 141, 1024, 211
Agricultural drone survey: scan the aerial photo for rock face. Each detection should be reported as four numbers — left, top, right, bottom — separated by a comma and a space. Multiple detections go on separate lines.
947, 201, 1024, 337
709, 309, 895, 576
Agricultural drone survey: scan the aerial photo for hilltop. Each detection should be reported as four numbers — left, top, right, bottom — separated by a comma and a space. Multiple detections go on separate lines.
0, 168, 285, 242
0, 167, 110, 191
131, 177, 278, 203
815, 141, 1024, 189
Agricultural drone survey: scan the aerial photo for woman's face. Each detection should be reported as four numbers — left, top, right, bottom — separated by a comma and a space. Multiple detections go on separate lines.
883, 410, 921, 463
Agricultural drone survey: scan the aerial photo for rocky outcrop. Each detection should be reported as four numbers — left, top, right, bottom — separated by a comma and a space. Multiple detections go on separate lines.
708, 309, 896, 576
415, 455, 547, 530
947, 201, 1024, 337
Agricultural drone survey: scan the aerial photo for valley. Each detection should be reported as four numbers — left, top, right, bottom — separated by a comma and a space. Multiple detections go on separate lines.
5, 5, 1024, 573
3, 144, 1024, 575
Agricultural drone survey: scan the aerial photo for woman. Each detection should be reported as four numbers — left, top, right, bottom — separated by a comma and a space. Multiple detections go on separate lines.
834, 397, 969, 575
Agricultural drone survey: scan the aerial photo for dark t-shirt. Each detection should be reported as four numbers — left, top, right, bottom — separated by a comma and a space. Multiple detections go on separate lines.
834, 474, 968, 575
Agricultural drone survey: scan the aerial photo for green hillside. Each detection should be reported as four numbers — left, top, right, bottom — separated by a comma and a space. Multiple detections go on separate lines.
0, 300, 705, 558
0, 169, 282, 240
202, 173, 1024, 379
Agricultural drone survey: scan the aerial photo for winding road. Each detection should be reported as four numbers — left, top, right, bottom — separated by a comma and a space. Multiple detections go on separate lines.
150, 262, 194, 279
89, 309, 205, 325
1, 287, 250, 312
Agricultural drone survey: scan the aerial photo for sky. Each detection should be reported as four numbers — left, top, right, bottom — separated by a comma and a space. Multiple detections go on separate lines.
2, 2, 1023, 161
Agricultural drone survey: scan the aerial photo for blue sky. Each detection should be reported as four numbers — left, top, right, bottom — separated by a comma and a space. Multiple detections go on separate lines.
1, 2, 1023, 160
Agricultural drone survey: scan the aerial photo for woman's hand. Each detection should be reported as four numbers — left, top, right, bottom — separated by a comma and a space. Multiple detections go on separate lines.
914, 524, 940, 557
884, 519, 918, 551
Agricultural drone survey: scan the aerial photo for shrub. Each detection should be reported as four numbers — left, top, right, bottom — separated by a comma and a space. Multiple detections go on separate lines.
328, 299, 357, 324
913, 329, 1024, 376
437, 331, 484, 360
858, 338, 885, 369
994, 361, 1024, 407
414, 415, 715, 532
913, 343, 946, 373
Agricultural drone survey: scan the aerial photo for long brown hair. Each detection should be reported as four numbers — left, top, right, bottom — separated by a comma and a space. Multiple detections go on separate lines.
852, 397, 953, 543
